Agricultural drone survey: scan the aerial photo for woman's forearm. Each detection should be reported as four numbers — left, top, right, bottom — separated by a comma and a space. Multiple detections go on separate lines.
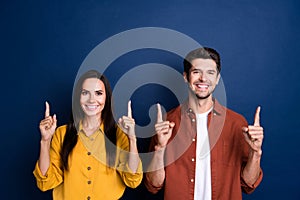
128, 137, 140, 173
38, 140, 51, 176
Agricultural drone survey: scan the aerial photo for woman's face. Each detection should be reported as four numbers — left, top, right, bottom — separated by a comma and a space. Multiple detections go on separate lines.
80, 78, 106, 118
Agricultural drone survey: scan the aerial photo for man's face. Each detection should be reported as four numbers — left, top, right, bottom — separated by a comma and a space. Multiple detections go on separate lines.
184, 58, 220, 100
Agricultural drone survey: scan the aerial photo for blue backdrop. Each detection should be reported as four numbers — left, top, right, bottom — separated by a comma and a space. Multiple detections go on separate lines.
1, 0, 299, 199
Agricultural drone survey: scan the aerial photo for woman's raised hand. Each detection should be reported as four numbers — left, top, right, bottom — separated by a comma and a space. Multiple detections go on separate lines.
39, 101, 57, 142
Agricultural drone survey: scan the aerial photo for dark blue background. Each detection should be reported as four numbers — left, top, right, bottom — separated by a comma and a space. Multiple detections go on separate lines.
1, 0, 299, 199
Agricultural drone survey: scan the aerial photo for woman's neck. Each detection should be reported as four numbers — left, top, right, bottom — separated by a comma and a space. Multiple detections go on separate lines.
82, 115, 101, 136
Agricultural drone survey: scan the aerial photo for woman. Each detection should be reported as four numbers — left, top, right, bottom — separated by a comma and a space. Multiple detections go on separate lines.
33, 70, 142, 200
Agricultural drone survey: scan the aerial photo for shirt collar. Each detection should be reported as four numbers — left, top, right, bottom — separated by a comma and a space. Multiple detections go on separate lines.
78, 121, 105, 137
183, 98, 225, 116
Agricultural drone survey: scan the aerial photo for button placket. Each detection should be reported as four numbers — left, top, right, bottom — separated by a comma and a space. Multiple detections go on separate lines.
85, 150, 94, 198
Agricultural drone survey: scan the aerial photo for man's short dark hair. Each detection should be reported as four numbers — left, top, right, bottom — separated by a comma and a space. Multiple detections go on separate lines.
183, 47, 221, 78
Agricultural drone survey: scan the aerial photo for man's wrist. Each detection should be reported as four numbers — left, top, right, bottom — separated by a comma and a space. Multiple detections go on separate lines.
249, 149, 262, 160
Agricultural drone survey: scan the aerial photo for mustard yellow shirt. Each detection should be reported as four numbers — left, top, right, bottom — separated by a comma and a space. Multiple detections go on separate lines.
33, 124, 143, 200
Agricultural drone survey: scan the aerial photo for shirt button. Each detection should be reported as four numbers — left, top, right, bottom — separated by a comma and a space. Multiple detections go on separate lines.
191, 118, 195, 122
191, 179, 194, 182
87, 152, 91, 155
192, 138, 196, 142
87, 180, 92, 184
87, 166, 91, 170
191, 158, 195, 162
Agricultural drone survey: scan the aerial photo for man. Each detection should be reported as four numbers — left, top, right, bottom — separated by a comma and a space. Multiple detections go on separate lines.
144, 47, 263, 200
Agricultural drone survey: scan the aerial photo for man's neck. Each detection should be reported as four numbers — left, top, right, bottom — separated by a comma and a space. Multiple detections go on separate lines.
188, 95, 214, 114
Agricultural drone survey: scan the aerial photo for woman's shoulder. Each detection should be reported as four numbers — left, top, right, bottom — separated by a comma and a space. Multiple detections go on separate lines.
115, 125, 126, 138
56, 124, 68, 133
53, 124, 68, 141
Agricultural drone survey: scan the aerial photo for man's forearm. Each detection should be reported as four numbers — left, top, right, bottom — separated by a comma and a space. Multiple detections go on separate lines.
242, 150, 262, 186
145, 146, 166, 191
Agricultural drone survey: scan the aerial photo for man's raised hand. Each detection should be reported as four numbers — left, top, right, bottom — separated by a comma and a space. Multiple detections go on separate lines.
242, 106, 264, 154
154, 103, 175, 150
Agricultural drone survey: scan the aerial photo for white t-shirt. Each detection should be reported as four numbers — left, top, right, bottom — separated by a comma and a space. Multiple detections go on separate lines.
194, 108, 212, 200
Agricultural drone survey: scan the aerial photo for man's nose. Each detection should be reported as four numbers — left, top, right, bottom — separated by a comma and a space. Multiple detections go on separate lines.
199, 72, 207, 81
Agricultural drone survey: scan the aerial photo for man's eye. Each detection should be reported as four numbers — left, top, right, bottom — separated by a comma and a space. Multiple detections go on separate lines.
192, 70, 200, 74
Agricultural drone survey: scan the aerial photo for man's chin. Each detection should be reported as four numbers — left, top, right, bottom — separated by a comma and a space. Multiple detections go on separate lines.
188, 87, 212, 100
190, 92, 211, 100
196, 94, 210, 100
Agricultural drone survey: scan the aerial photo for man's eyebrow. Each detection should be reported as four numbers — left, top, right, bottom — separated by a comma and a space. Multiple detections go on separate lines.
190, 68, 201, 71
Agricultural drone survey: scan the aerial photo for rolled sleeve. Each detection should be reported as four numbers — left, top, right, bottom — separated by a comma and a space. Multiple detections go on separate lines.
118, 159, 143, 188
241, 168, 263, 194
33, 126, 65, 192
144, 173, 164, 194
33, 162, 63, 191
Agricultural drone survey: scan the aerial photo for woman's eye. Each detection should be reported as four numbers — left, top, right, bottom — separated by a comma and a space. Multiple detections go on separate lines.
95, 91, 103, 96
81, 91, 88, 95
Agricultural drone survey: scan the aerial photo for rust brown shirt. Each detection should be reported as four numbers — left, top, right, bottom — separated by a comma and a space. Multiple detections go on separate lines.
145, 99, 263, 200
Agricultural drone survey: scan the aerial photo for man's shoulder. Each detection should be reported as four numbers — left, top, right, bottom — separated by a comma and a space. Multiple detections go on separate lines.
167, 104, 181, 113
224, 107, 247, 124
166, 105, 181, 118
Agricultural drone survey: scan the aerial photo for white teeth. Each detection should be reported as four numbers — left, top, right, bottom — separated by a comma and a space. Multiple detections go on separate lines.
86, 105, 97, 109
196, 84, 208, 88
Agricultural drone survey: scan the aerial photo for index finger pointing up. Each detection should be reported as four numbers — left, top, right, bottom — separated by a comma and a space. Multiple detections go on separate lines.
254, 106, 261, 126
45, 101, 50, 118
157, 103, 163, 123
127, 100, 132, 118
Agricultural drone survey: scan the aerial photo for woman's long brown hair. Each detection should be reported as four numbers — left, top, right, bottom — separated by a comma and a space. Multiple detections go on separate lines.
61, 70, 117, 170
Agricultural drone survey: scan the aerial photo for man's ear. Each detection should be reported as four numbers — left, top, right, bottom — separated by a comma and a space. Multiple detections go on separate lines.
183, 72, 188, 82
216, 73, 220, 85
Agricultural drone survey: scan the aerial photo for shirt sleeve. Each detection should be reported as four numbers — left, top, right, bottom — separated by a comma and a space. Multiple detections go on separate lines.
143, 135, 165, 194
241, 167, 263, 194
33, 126, 65, 191
115, 127, 143, 188
238, 116, 263, 194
